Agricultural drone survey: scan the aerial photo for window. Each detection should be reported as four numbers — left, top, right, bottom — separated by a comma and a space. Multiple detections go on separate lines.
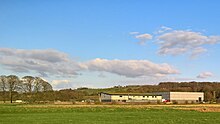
143, 96, 145, 98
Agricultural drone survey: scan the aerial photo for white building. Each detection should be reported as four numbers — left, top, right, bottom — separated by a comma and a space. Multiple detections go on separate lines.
99, 92, 162, 103
154, 92, 204, 103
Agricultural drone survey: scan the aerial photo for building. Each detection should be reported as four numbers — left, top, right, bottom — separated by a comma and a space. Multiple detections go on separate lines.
99, 92, 162, 103
99, 92, 204, 104
154, 92, 204, 103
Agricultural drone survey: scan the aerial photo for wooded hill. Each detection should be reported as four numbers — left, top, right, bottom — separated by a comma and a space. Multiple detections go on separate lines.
1, 75, 220, 103
75, 82, 220, 102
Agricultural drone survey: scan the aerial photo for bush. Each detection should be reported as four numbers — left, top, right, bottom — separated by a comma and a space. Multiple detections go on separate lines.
173, 100, 178, 104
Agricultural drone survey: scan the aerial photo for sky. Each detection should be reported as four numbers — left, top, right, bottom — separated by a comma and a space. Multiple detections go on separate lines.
0, 0, 220, 89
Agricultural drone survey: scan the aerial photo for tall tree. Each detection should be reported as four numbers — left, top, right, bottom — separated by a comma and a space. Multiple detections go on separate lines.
22, 76, 53, 93
34, 77, 53, 92
22, 76, 35, 93
7, 75, 20, 103
0, 75, 7, 103
40, 79, 53, 92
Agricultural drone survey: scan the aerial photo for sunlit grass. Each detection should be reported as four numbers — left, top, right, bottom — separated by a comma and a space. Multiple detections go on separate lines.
0, 104, 220, 124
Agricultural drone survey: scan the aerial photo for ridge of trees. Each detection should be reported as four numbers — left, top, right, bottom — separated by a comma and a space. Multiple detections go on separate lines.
1, 75, 220, 103
0, 75, 52, 103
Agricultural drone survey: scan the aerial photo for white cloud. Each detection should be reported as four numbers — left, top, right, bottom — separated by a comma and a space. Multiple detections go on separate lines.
130, 32, 153, 45
135, 33, 152, 40
157, 30, 220, 57
197, 72, 213, 79
0, 48, 180, 79
157, 26, 172, 34
0, 48, 85, 77
0, 48, 69, 62
51, 79, 70, 85
51, 80, 71, 89
191, 47, 207, 58
129, 32, 140, 35
135, 33, 153, 45
85, 58, 179, 78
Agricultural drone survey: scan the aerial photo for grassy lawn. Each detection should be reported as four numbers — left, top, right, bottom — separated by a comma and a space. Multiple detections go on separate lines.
0, 104, 220, 124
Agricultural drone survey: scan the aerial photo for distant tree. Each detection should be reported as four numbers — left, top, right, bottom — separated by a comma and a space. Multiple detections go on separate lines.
38, 78, 53, 92
22, 76, 53, 93
0, 75, 7, 103
6, 75, 20, 103
21, 76, 53, 102
21, 76, 35, 93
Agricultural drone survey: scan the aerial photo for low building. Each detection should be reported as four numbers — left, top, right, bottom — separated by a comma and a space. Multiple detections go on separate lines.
99, 92, 162, 103
154, 92, 204, 103
15, 100, 23, 103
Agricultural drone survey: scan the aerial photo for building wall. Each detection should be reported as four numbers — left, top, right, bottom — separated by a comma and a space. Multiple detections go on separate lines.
155, 92, 204, 103
100, 92, 204, 103
100, 93, 162, 102
100, 93, 111, 102
170, 92, 204, 103
111, 95, 161, 101
155, 92, 170, 101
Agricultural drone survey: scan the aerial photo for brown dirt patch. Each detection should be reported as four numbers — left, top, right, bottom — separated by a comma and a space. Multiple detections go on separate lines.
19, 104, 220, 112
176, 107, 220, 112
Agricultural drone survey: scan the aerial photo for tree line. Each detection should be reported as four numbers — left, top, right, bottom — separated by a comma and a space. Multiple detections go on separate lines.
1, 75, 220, 103
112, 82, 220, 102
0, 75, 52, 103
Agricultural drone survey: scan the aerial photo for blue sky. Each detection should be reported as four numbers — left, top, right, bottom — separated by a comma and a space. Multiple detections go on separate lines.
0, 0, 220, 89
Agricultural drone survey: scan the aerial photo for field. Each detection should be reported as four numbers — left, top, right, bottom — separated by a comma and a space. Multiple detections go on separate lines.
0, 104, 220, 124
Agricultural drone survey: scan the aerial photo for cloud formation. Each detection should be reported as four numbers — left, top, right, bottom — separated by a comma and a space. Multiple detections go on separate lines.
51, 79, 70, 85
0, 48, 69, 62
85, 58, 179, 78
51, 79, 71, 89
135, 33, 153, 40
130, 32, 153, 45
157, 26, 172, 34
131, 27, 220, 58
0, 48, 179, 78
197, 72, 213, 79
157, 30, 220, 57
0, 48, 84, 77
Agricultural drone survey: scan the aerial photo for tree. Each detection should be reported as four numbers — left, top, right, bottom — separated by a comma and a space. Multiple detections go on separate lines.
35, 77, 53, 92
0, 75, 7, 103
22, 76, 53, 93
21, 76, 35, 93
6, 75, 20, 103
21, 76, 53, 102
42, 81, 53, 92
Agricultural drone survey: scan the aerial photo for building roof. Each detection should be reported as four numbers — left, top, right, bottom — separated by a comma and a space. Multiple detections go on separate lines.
100, 92, 161, 96
154, 92, 204, 94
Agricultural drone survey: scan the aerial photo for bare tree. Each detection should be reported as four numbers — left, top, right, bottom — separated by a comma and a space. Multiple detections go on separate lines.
35, 77, 53, 92
22, 76, 35, 93
0, 75, 7, 103
7, 75, 20, 103
21, 76, 53, 102
22, 76, 53, 93
40, 79, 53, 92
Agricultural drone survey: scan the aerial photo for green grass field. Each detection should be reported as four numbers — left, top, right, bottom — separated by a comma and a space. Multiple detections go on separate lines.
0, 104, 220, 124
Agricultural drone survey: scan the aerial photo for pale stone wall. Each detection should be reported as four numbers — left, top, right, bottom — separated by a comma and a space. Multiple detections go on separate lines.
170, 92, 204, 102
111, 95, 162, 101
99, 93, 162, 102
100, 93, 111, 102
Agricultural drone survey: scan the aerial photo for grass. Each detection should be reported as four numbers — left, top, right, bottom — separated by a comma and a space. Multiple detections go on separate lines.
0, 104, 220, 124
